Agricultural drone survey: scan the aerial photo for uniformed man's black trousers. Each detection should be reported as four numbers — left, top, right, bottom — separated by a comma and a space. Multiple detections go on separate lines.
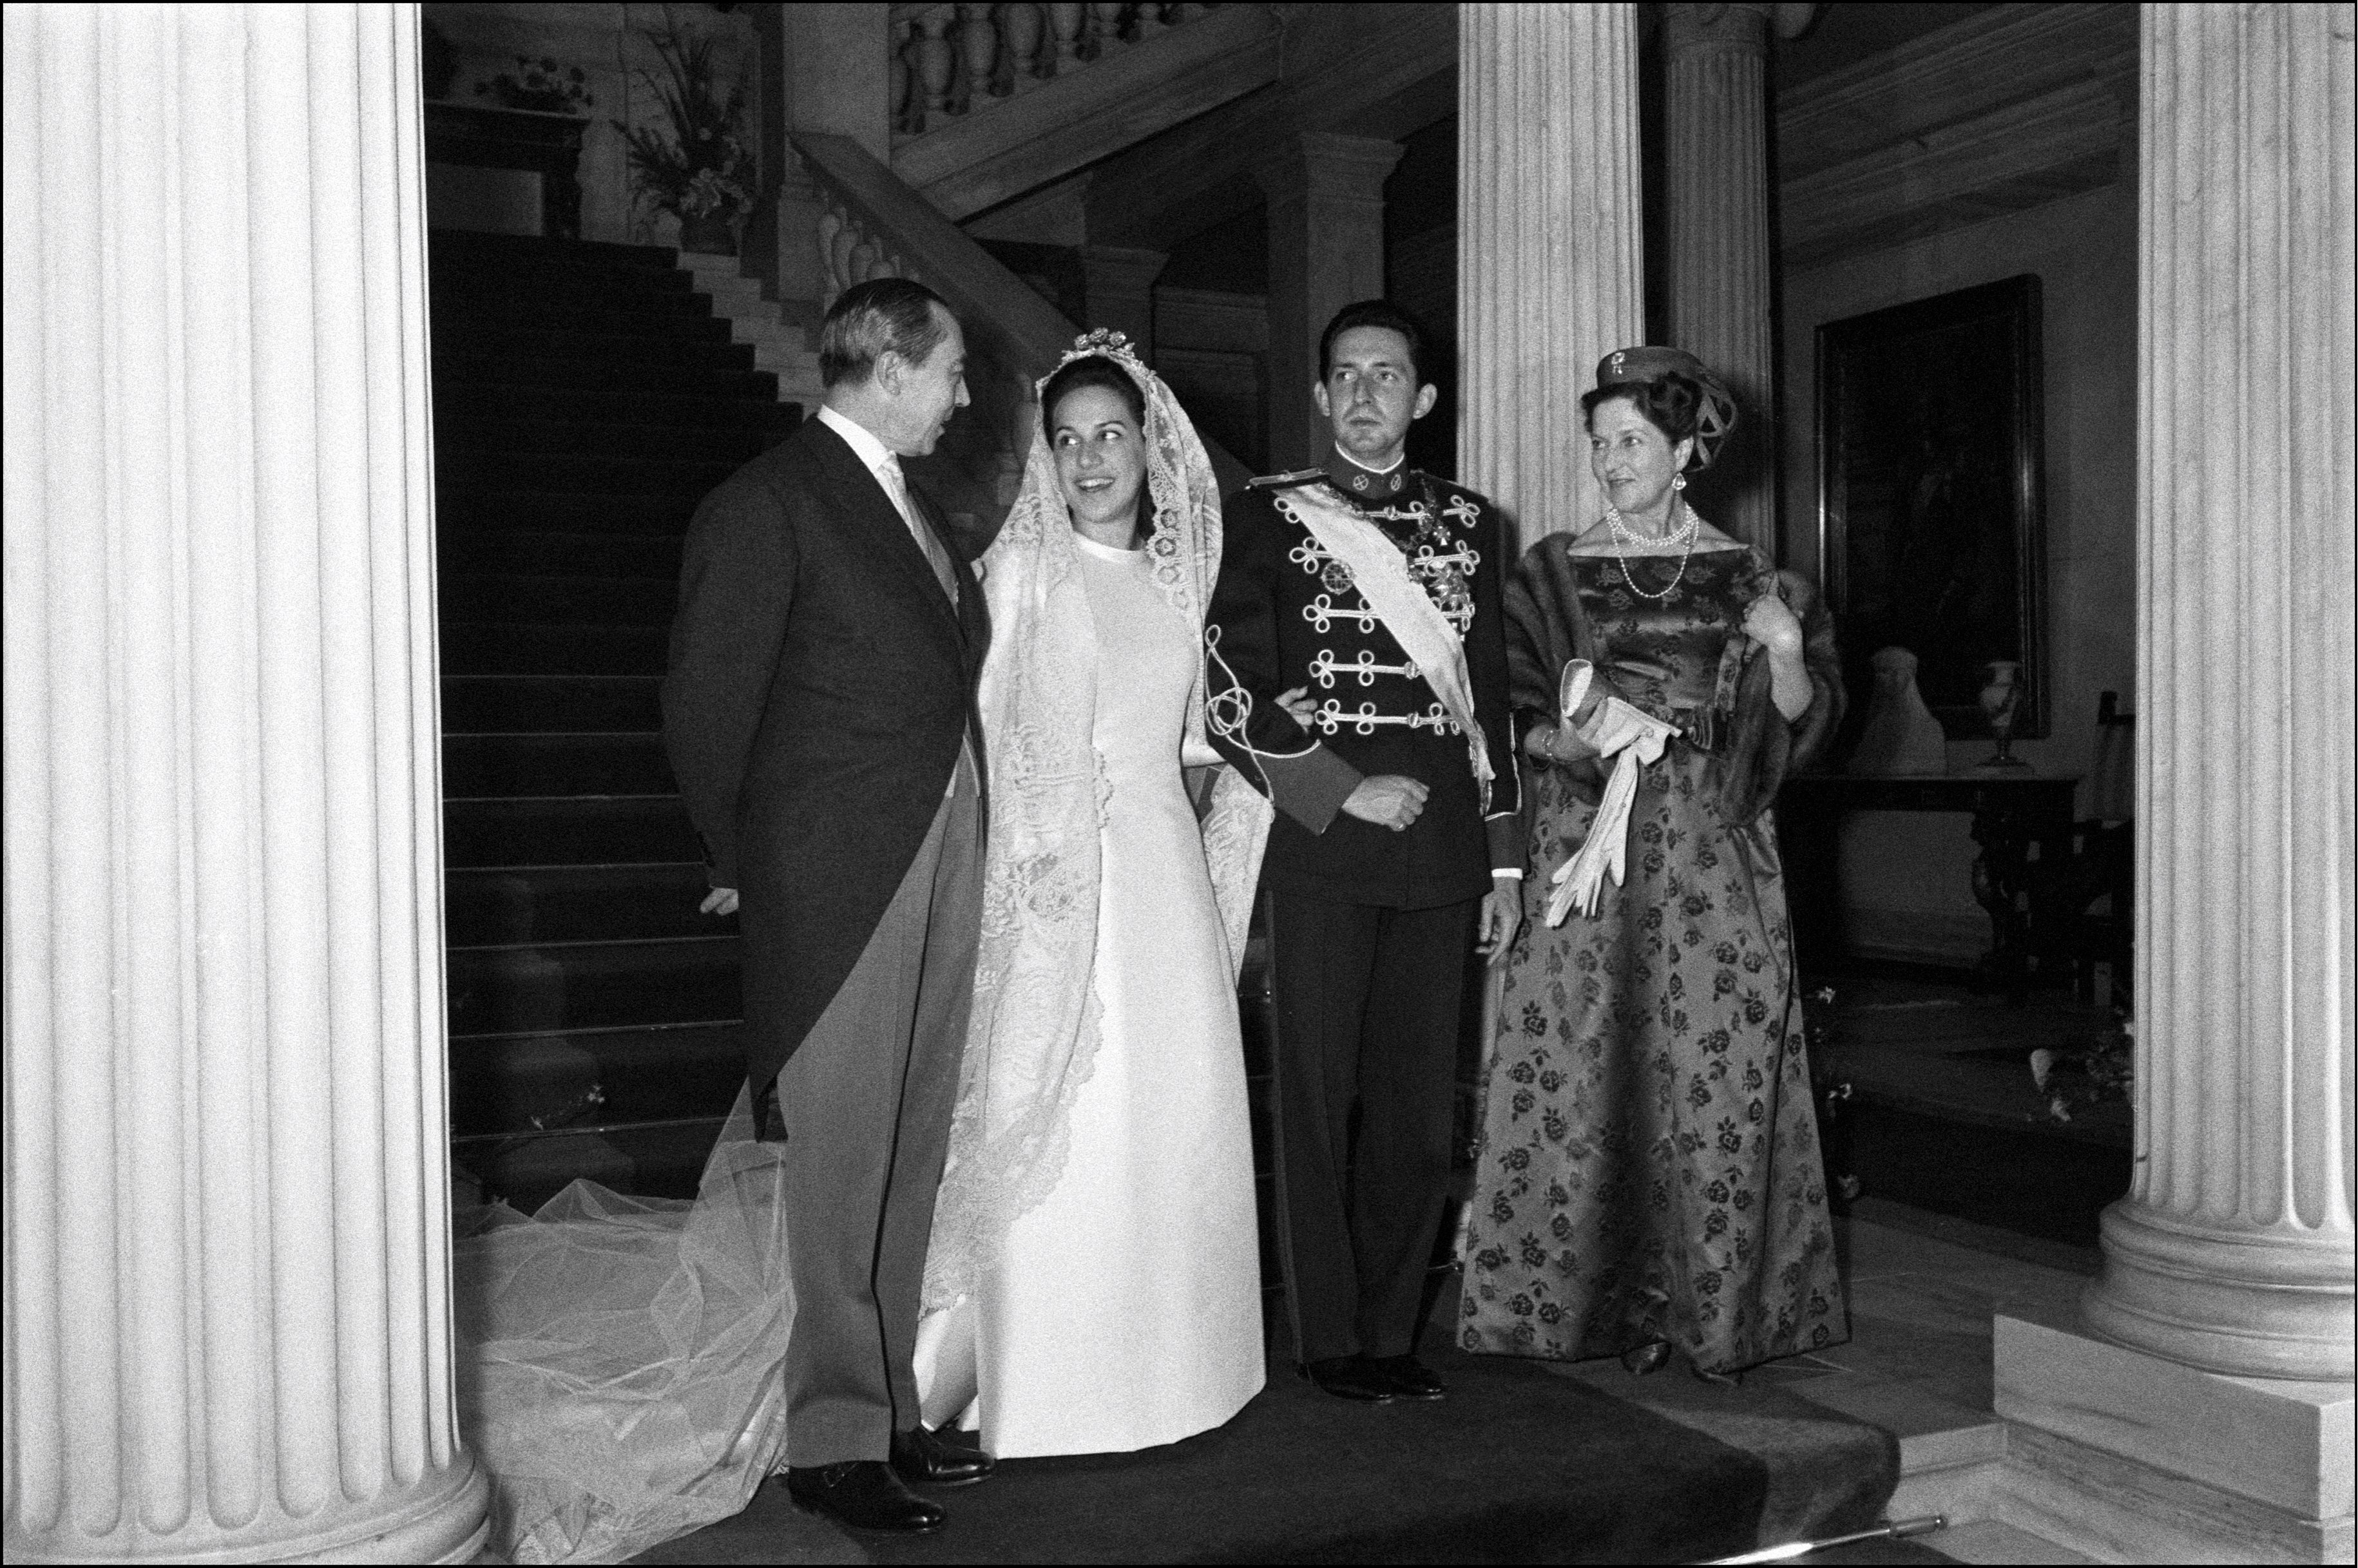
1264, 887, 1478, 1364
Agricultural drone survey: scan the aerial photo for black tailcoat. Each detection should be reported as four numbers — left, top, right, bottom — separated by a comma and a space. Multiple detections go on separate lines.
662, 419, 988, 1089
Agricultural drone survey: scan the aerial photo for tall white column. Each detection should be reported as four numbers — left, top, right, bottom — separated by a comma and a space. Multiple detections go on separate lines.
1664, 2, 1802, 555
1458, 3, 1644, 546
1257, 131, 1404, 473
3, 6, 487, 1562
2078, 0, 2354, 1386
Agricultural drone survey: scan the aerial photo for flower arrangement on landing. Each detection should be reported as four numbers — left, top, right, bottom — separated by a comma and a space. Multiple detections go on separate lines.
2031, 1012, 2133, 1124
615, 10, 754, 225
476, 55, 594, 115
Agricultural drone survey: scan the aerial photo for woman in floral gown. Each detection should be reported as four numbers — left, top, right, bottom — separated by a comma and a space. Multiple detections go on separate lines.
1459, 347, 1847, 1381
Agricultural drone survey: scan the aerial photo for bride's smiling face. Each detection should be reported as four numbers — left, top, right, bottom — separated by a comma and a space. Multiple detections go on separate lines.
1051, 383, 1147, 539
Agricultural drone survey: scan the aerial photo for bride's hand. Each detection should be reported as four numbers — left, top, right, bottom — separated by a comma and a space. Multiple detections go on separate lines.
1277, 685, 1317, 729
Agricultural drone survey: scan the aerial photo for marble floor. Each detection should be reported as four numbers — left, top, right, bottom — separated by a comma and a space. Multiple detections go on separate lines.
1527, 1197, 2102, 1564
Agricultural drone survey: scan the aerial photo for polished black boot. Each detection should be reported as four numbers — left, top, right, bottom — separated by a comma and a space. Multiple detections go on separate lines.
1299, 1355, 1397, 1403
1365, 1353, 1446, 1401
782, 1461, 946, 1533
890, 1423, 994, 1487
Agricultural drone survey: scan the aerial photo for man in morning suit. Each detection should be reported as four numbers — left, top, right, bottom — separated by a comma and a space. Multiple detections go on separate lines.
662, 278, 992, 1535
1204, 300, 1524, 1405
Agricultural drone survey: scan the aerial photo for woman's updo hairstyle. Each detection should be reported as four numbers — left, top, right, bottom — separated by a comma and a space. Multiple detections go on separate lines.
1041, 352, 1145, 432
1579, 346, 1738, 471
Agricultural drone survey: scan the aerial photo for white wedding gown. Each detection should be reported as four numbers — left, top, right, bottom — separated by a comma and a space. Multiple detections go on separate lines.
914, 531, 1265, 1457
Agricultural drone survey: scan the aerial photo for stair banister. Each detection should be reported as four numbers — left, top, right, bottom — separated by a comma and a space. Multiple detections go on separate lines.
791, 131, 1252, 531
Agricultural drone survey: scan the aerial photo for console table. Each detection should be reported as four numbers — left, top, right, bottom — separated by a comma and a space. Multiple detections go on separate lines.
1777, 772, 2081, 993
423, 102, 587, 240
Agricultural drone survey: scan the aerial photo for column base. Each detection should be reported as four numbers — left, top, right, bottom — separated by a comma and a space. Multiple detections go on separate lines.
2083, 1201, 2355, 1381
1993, 1314, 2353, 1563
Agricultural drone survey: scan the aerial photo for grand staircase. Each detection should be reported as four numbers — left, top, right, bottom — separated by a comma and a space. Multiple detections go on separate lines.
430, 229, 803, 1209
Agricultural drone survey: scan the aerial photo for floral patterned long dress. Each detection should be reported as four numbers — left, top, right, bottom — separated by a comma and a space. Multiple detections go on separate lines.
1458, 544, 1846, 1375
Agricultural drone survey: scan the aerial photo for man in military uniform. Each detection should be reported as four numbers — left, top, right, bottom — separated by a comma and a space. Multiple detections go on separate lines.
1205, 300, 1523, 1404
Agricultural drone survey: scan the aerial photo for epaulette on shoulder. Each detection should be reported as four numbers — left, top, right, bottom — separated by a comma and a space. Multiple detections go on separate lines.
1245, 467, 1325, 489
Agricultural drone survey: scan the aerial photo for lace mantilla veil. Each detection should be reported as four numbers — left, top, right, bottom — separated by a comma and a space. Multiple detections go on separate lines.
922, 330, 1273, 1313
451, 332, 1267, 1564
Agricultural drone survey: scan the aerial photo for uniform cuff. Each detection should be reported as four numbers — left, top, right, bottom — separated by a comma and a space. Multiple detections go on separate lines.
1485, 812, 1524, 874
1265, 744, 1363, 834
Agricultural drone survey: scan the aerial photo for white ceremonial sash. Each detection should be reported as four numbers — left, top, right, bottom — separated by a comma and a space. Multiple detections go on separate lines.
1274, 484, 1494, 807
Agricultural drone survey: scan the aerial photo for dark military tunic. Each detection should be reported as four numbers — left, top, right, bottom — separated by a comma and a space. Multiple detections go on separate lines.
1203, 445, 1526, 1367
1203, 450, 1521, 900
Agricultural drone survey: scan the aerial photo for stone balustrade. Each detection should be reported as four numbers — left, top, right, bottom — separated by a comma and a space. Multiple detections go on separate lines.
890, 2, 1220, 140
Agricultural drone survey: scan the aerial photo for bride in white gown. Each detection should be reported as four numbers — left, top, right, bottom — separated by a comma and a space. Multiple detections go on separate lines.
913, 331, 1272, 1456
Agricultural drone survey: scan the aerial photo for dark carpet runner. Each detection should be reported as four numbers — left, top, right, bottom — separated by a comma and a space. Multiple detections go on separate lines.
431, 228, 801, 1209
631, 1337, 1901, 1565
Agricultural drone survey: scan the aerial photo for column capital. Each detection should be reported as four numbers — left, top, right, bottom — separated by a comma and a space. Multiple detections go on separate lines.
1662, 3, 1815, 59
1253, 131, 1406, 207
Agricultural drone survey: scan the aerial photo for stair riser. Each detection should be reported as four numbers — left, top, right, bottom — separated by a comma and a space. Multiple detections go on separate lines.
441, 622, 668, 678
436, 490, 702, 535
448, 1022, 745, 1137
454, 1119, 723, 1209
443, 575, 674, 627
438, 332, 756, 372
446, 940, 740, 1036
436, 450, 738, 496
434, 355, 776, 399
443, 734, 676, 797
434, 303, 729, 341
437, 419, 769, 463
446, 865, 723, 946
444, 796, 700, 867
443, 677, 662, 736
434, 385, 801, 435
442, 532, 684, 580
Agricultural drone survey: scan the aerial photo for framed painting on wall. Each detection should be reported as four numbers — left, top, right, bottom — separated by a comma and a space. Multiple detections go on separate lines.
1816, 274, 2049, 741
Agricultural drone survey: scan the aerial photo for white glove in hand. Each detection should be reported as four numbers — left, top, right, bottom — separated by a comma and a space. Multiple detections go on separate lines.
1545, 661, 1680, 925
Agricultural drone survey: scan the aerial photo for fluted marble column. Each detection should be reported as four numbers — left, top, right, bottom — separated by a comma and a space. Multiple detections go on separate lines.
3, 6, 488, 1562
1459, 3, 1643, 546
1258, 132, 1404, 473
1663, 3, 1809, 555
2078, 1, 2354, 1385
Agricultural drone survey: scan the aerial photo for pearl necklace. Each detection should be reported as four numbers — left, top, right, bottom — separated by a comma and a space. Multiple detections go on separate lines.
1606, 497, 1700, 600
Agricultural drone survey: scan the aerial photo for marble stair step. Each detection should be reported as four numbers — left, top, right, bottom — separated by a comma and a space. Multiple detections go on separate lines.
430, 229, 678, 269
445, 932, 740, 1037
444, 793, 699, 868
434, 486, 702, 535
442, 674, 662, 736
441, 572, 675, 626
442, 732, 675, 798
440, 620, 667, 677
448, 1018, 745, 1140
435, 448, 739, 496
440, 325, 758, 373
454, 1115, 727, 1210
440, 530, 684, 579
432, 298, 727, 340
431, 352, 776, 400
435, 383, 800, 435
437, 416, 771, 463
445, 862, 724, 946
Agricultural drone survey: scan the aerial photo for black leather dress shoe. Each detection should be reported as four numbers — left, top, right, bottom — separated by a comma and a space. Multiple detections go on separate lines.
1366, 1353, 1446, 1400
1299, 1355, 1396, 1403
890, 1422, 995, 1487
782, 1460, 946, 1533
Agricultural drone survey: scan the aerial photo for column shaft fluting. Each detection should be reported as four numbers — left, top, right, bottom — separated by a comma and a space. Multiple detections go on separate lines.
1664, 2, 1777, 554
1258, 132, 1404, 473
1458, 2, 1644, 546
2080, 0, 2354, 1383
3, 5, 489, 1559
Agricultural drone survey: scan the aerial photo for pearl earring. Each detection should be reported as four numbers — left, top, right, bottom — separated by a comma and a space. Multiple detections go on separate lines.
1673, 473, 1687, 491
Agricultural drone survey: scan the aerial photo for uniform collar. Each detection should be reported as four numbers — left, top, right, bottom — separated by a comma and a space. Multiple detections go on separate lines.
1325, 445, 1411, 499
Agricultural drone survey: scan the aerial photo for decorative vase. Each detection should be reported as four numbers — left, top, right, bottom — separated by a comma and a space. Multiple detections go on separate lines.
677, 213, 736, 256
1977, 660, 2029, 769
1847, 646, 1948, 776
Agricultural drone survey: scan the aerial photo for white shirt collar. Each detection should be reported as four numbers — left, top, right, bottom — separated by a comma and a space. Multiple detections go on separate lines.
816, 403, 897, 479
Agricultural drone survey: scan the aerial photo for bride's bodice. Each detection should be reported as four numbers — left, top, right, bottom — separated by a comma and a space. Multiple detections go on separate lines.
1075, 533, 1196, 796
